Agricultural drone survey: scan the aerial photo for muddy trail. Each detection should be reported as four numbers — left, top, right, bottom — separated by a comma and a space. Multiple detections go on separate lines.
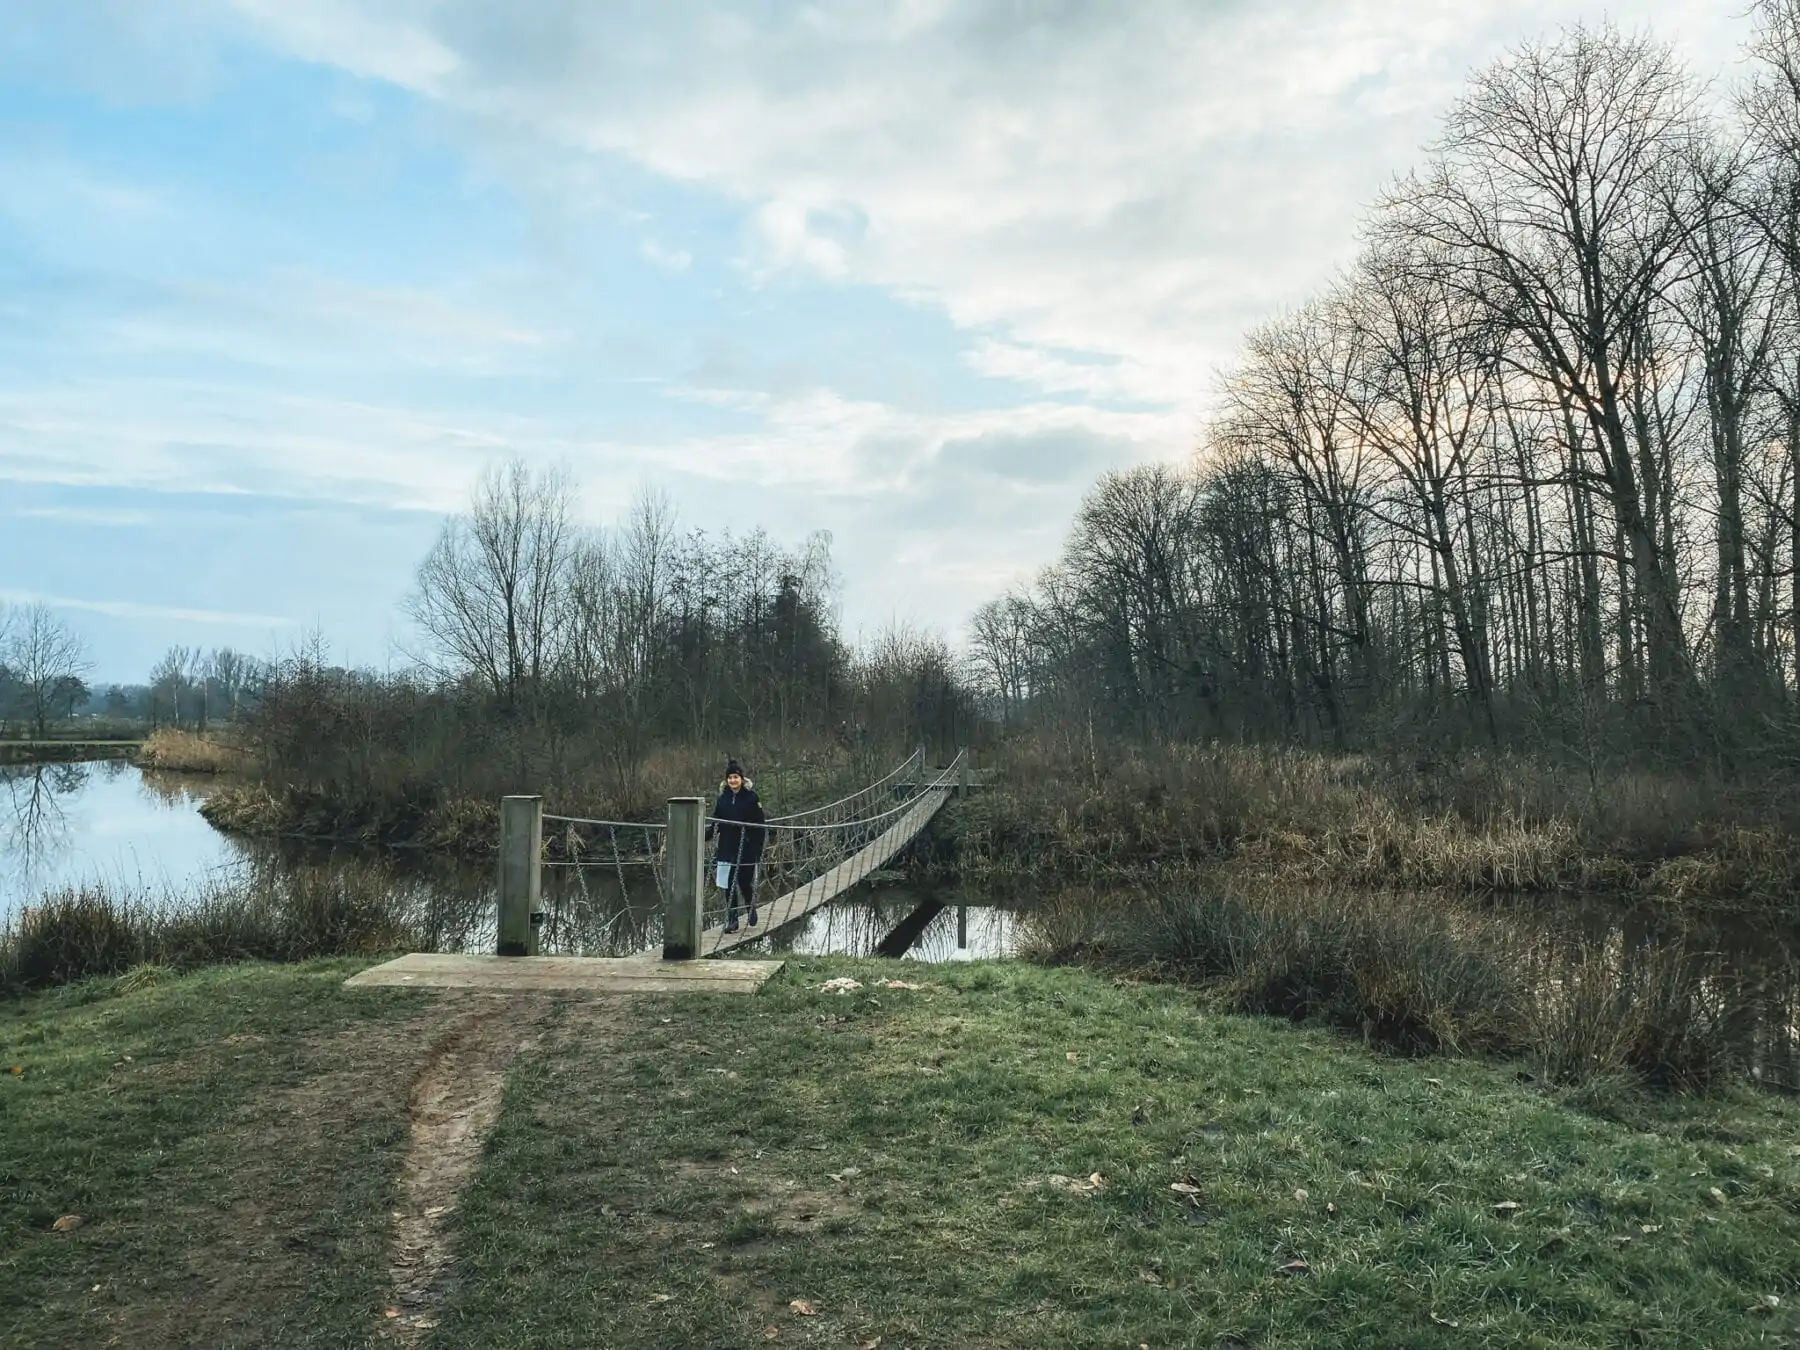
381, 1001, 555, 1342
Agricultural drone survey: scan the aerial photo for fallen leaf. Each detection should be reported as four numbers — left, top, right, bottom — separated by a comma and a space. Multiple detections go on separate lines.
51, 1215, 83, 1233
1294, 1188, 1309, 1203
1088, 1172, 1106, 1190
1756, 1294, 1782, 1313
1709, 1186, 1729, 1205
1425, 1078, 1443, 1088
1169, 1182, 1202, 1196
855, 1339, 882, 1350
1326, 1202, 1338, 1216
1640, 1224, 1661, 1234
1275, 1260, 1311, 1278
7, 1066, 20, 1075
1429, 1312, 1460, 1328
1138, 1268, 1162, 1285
650, 1293, 674, 1304
382, 1309, 400, 1319
1066, 1052, 1079, 1064
789, 1298, 821, 1316
820, 978, 862, 995
763, 1326, 780, 1341
1492, 1201, 1522, 1216
876, 979, 921, 990
698, 1241, 717, 1250
1163, 1035, 1179, 1048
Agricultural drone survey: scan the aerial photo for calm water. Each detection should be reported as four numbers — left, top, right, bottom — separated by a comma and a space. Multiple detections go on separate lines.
0, 761, 1016, 961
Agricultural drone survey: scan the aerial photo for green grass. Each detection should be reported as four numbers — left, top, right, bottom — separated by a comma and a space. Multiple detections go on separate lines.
0, 961, 426, 1348
6, 958, 1800, 1348
440, 959, 1800, 1349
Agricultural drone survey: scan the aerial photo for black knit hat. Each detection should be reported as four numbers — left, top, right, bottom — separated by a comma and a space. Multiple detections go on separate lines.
726, 758, 743, 777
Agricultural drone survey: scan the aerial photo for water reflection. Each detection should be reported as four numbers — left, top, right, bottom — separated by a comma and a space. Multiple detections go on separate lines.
0, 761, 1020, 964
0, 761, 247, 920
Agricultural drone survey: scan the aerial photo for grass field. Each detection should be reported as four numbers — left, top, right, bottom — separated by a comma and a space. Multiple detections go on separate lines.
5, 958, 1800, 1348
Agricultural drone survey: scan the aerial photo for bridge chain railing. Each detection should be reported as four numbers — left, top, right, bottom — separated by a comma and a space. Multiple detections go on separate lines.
696, 752, 964, 955
496, 748, 967, 960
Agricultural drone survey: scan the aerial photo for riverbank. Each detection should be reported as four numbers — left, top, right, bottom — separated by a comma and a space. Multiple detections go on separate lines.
201, 730, 1800, 911
0, 740, 140, 765
5, 958, 1798, 1347
948, 737, 1800, 912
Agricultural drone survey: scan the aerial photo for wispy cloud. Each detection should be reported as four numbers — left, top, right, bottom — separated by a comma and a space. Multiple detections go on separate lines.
11, 506, 152, 528
0, 589, 297, 629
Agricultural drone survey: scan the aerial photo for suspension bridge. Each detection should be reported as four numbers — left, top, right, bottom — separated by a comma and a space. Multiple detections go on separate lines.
347, 748, 968, 994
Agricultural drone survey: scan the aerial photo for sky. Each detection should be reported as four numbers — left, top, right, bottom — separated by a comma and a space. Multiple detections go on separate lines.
0, 0, 1757, 682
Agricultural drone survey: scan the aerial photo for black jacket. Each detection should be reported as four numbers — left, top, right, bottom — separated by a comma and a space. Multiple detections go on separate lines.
712, 783, 767, 866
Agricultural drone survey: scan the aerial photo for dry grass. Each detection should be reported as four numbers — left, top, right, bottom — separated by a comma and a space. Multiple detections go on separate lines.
209, 729, 901, 854
0, 869, 415, 995
135, 728, 248, 775
955, 732, 1800, 909
1018, 881, 1767, 1090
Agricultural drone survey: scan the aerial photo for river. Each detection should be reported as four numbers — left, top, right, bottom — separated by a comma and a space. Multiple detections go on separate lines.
0, 760, 1018, 961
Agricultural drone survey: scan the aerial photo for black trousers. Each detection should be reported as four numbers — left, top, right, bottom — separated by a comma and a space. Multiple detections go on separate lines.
723, 862, 757, 924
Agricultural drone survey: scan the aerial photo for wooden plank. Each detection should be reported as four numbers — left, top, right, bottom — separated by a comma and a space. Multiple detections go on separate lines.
344, 952, 784, 994
703, 786, 952, 957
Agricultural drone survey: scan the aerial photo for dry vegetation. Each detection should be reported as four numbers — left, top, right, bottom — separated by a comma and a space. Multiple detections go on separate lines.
0, 869, 414, 995
954, 733, 1800, 910
133, 727, 247, 774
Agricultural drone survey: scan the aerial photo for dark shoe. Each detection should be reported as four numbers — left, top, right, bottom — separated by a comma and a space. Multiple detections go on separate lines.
748, 910, 759, 927
724, 922, 740, 934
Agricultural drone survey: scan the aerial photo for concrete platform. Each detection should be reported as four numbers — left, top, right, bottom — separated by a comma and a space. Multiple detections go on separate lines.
343, 952, 784, 995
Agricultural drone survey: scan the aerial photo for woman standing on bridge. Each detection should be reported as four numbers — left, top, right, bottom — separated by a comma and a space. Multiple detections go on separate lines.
712, 759, 766, 933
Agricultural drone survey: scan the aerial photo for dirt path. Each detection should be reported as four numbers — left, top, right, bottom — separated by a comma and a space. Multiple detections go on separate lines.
380, 999, 553, 1343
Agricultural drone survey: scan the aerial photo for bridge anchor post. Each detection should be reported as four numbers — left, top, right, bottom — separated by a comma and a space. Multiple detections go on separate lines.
663, 796, 706, 961
497, 795, 543, 957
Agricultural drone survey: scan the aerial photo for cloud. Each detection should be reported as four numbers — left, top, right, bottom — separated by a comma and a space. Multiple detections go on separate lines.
224, 0, 1755, 427
0, 589, 297, 629
639, 238, 693, 271
10, 506, 152, 527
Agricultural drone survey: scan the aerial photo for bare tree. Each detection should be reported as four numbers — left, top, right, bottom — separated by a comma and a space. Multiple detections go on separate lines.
406, 458, 577, 708
6, 604, 92, 738
1388, 25, 1704, 707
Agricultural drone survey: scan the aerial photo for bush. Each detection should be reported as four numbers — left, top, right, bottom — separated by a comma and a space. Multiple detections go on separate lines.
0, 868, 416, 996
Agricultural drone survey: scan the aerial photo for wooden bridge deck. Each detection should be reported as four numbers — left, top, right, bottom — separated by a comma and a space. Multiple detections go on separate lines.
702, 784, 954, 957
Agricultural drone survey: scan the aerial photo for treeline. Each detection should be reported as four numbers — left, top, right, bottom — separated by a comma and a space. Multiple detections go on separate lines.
394, 463, 972, 759
969, 11, 1800, 766
212, 464, 976, 839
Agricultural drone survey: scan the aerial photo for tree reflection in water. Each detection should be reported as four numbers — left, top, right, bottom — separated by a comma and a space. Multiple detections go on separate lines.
0, 762, 89, 895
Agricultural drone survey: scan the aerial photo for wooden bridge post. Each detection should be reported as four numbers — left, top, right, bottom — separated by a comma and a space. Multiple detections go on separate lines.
958, 748, 969, 798
497, 795, 543, 957
663, 796, 705, 961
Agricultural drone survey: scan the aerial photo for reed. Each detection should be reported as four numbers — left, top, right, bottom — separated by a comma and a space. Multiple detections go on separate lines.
135, 728, 248, 774
0, 868, 415, 995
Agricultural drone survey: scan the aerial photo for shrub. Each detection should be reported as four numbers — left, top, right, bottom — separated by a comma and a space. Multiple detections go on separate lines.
1024, 877, 1779, 1089
0, 868, 416, 996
